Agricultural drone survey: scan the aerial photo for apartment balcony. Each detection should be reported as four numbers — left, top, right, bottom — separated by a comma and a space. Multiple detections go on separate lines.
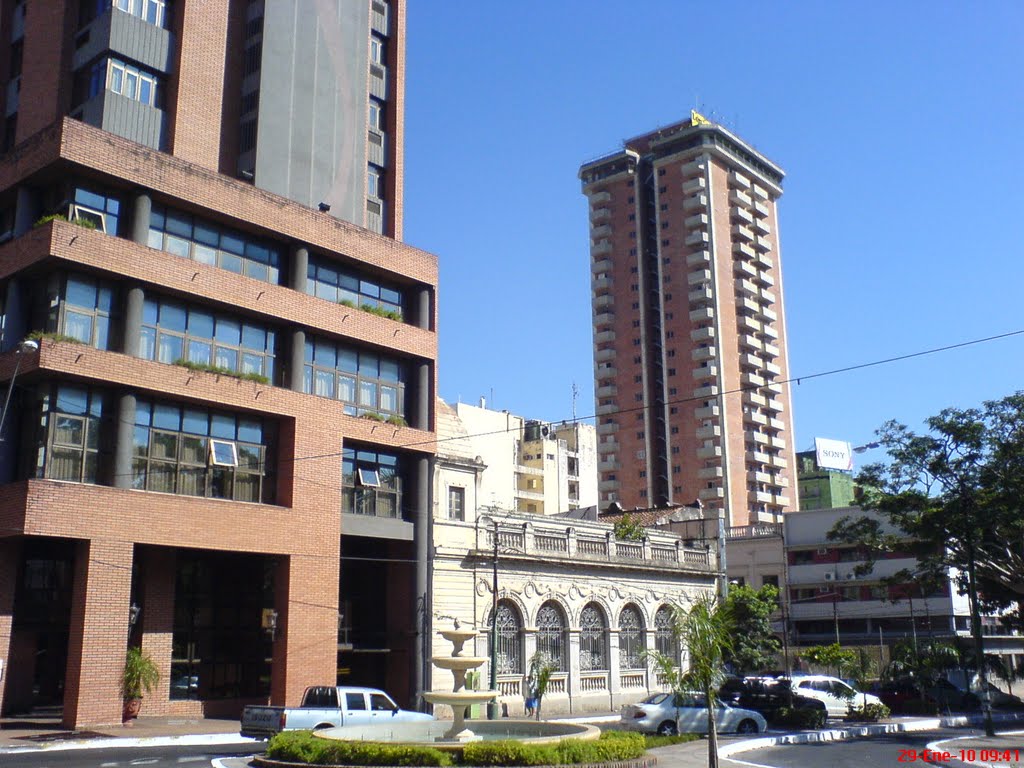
596, 420, 618, 435
740, 352, 764, 369
596, 384, 617, 398
686, 231, 710, 248
760, 288, 776, 304
733, 242, 756, 260
596, 365, 618, 380
732, 224, 754, 242
594, 293, 613, 309
597, 460, 621, 473
591, 240, 612, 256
592, 276, 613, 291
772, 435, 787, 450
731, 206, 754, 225
766, 398, 784, 413
688, 286, 713, 304
762, 324, 779, 340
589, 190, 611, 204
595, 347, 616, 362
773, 475, 789, 488
733, 260, 757, 279
687, 250, 712, 267
599, 437, 621, 453
692, 345, 716, 362
765, 361, 782, 377
689, 268, 712, 285
516, 464, 544, 477
695, 405, 720, 420
763, 380, 783, 395
736, 278, 759, 298
753, 218, 771, 236
757, 270, 774, 287
744, 410, 768, 427
598, 478, 620, 492
729, 170, 751, 189
750, 450, 770, 464
754, 242, 774, 262
700, 486, 725, 501
753, 199, 769, 216
591, 258, 612, 273
739, 333, 763, 352
590, 206, 611, 221
769, 417, 785, 431
748, 470, 772, 484
697, 444, 723, 460
685, 213, 709, 229
594, 311, 615, 326
774, 494, 791, 507
699, 465, 724, 480
683, 193, 708, 212
681, 158, 706, 175
693, 364, 717, 381
693, 384, 719, 399
691, 326, 715, 342
729, 189, 753, 207
594, 329, 616, 343
596, 403, 617, 415
738, 315, 762, 333
752, 184, 769, 200
591, 224, 612, 240
689, 307, 714, 323
764, 342, 780, 358
760, 306, 778, 323
769, 454, 788, 470
745, 390, 767, 407
697, 424, 721, 440
752, 431, 770, 446
683, 177, 707, 194
738, 296, 760, 314
755, 490, 773, 505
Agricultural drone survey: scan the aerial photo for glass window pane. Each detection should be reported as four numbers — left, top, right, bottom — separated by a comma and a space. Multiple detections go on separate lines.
194, 222, 219, 246
178, 467, 206, 497
338, 349, 357, 373
379, 359, 400, 381
234, 472, 259, 502
97, 286, 113, 313
358, 354, 379, 377
54, 415, 84, 446
124, 70, 138, 99
182, 409, 207, 435
241, 352, 263, 375
237, 420, 262, 443
237, 444, 261, 471
143, 299, 159, 325
246, 261, 269, 282
138, 77, 152, 105
358, 380, 376, 408
215, 319, 241, 345
315, 281, 338, 303
219, 251, 243, 273
220, 232, 245, 255
214, 347, 238, 371
158, 333, 183, 364
58, 387, 89, 416
151, 430, 178, 460
338, 375, 356, 403
180, 435, 206, 464
152, 403, 180, 430
210, 414, 235, 439
109, 64, 123, 93
139, 326, 156, 360
380, 385, 398, 413
166, 210, 192, 238
187, 340, 212, 366
314, 370, 334, 398
49, 447, 83, 481
193, 244, 217, 265
165, 235, 191, 258
148, 462, 175, 493
241, 325, 265, 350
314, 343, 336, 368
380, 287, 401, 305
66, 277, 97, 309
95, 316, 110, 350
188, 310, 214, 338
160, 303, 187, 332
63, 311, 94, 344
360, 280, 381, 299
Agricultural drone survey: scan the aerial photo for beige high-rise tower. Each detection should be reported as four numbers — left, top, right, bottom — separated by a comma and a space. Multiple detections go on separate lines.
579, 113, 798, 527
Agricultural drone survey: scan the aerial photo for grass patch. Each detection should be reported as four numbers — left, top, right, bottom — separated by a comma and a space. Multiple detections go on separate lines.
173, 359, 269, 384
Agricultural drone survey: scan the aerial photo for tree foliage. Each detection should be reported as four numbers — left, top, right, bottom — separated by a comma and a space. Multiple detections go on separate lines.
722, 583, 781, 675
800, 642, 857, 679
612, 513, 645, 541
830, 394, 1024, 627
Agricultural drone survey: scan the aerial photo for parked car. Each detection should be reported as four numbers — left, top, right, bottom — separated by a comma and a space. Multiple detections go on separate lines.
874, 679, 925, 714
620, 692, 767, 736
719, 676, 827, 722
789, 675, 883, 717
928, 679, 1024, 711
240, 686, 433, 739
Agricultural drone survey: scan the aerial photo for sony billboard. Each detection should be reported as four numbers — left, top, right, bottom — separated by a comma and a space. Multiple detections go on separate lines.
815, 437, 853, 471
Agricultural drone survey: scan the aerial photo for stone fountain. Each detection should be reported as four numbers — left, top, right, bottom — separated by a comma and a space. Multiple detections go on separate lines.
421, 619, 499, 742
316, 620, 599, 749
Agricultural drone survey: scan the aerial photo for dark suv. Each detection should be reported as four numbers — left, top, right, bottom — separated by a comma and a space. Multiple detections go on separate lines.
719, 676, 826, 723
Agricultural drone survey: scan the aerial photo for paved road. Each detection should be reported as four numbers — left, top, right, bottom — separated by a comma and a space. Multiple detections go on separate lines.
721, 729, 968, 768
0, 743, 260, 768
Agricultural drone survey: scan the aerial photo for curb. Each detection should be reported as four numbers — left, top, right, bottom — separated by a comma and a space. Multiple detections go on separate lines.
0, 732, 257, 755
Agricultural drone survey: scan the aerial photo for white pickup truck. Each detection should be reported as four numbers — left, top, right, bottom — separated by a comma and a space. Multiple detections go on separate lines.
240, 685, 433, 739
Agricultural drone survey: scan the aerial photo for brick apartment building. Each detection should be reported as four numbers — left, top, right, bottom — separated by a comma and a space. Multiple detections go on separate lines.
0, 0, 438, 728
579, 114, 798, 527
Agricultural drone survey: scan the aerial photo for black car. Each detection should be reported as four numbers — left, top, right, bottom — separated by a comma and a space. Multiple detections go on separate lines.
718, 676, 826, 723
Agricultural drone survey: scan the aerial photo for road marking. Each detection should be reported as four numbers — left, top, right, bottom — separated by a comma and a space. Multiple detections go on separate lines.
129, 759, 159, 765
176, 757, 207, 763
722, 754, 782, 768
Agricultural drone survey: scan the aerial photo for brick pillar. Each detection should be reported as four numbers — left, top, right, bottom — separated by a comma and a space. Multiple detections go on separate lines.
16, 1, 71, 144
0, 539, 20, 716
271, 555, 338, 706
139, 548, 175, 715
63, 539, 134, 728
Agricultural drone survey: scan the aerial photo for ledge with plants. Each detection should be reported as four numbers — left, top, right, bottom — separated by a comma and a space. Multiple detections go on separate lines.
338, 299, 404, 324
26, 330, 84, 345
257, 730, 653, 767
359, 412, 408, 427
173, 359, 270, 385
33, 214, 97, 230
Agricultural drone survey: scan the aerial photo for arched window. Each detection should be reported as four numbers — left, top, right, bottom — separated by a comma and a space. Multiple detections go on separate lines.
536, 602, 567, 672
654, 605, 680, 664
494, 600, 523, 674
619, 604, 645, 670
579, 602, 607, 671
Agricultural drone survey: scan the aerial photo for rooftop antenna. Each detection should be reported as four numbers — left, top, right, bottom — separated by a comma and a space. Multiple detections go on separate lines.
571, 381, 579, 423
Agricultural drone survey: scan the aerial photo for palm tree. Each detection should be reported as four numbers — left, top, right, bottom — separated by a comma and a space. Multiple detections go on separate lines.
679, 594, 734, 768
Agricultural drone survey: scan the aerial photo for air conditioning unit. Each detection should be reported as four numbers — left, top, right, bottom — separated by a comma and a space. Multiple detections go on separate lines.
823, 572, 835, 582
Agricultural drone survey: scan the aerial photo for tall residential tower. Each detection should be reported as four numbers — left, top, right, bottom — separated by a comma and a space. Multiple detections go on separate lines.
579, 114, 798, 527
0, 0, 436, 728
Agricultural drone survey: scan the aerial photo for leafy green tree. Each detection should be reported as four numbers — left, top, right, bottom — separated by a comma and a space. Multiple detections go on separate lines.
527, 652, 557, 721
884, 639, 958, 705
723, 583, 781, 675
613, 513, 644, 541
679, 594, 734, 768
829, 394, 1024, 735
800, 642, 857, 679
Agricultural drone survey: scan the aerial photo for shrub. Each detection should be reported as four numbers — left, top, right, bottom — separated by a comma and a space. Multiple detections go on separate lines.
386, 415, 408, 427
173, 359, 269, 385
26, 330, 83, 345
845, 702, 890, 722
360, 412, 386, 422
463, 732, 645, 766
267, 731, 452, 766
462, 740, 559, 766
774, 706, 827, 730
359, 303, 404, 322
33, 214, 68, 228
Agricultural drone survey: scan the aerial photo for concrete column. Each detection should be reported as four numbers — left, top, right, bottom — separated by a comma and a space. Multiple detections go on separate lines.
63, 539, 135, 728
0, 539, 21, 718
139, 548, 176, 715
608, 629, 621, 711
130, 192, 152, 245
13, 186, 41, 237
412, 361, 431, 431
123, 285, 144, 357
567, 630, 581, 713
113, 393, 137, 489
2, 279, 26, 353
289, 246, 309, 292
414, 455, 432, 707
415, 287, 432, 331
289, 329, 306, 392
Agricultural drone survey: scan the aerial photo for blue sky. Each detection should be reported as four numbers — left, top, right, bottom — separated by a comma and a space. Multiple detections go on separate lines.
402, 1, 1024, 467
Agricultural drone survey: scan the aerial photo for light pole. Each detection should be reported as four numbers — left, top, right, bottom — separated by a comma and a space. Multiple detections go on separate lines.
488, 518, 499, 720
0, 339, 40, 439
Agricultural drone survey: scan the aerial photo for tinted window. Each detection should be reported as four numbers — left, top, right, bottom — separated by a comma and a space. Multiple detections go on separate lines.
345, 692, 366, 710
370, 693, 395, 711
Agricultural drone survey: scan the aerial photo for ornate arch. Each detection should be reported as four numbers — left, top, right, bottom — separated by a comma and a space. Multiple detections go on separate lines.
535, 599, 569, 672
571, 592, 613, 627
579, 600, 609, 672
653, 604, 680, 664
618, 603, 646, 671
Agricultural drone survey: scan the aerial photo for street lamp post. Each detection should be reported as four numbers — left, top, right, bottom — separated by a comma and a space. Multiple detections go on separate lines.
488, 518, 499, 720
0, 339, 40, 439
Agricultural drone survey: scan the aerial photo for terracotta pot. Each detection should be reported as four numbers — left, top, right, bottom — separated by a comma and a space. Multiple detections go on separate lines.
123, 697, 142, 723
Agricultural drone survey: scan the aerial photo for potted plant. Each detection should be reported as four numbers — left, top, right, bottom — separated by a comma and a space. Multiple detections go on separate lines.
122, 646, 159, 723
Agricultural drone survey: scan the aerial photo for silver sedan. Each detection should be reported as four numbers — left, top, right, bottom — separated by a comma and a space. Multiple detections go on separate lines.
620, 692, 767, 736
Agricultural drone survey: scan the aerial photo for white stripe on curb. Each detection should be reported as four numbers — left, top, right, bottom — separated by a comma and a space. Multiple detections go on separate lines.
0, 733, 258, 754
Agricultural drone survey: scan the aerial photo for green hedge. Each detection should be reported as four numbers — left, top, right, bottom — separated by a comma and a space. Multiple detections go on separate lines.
266, 730, 645, 767
774, 706, 826, 730
844, 702, 890, 722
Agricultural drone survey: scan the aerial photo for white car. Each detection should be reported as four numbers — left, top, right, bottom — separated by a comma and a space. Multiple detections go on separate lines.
620, 692, 767, 736
790, 675, 883, 717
